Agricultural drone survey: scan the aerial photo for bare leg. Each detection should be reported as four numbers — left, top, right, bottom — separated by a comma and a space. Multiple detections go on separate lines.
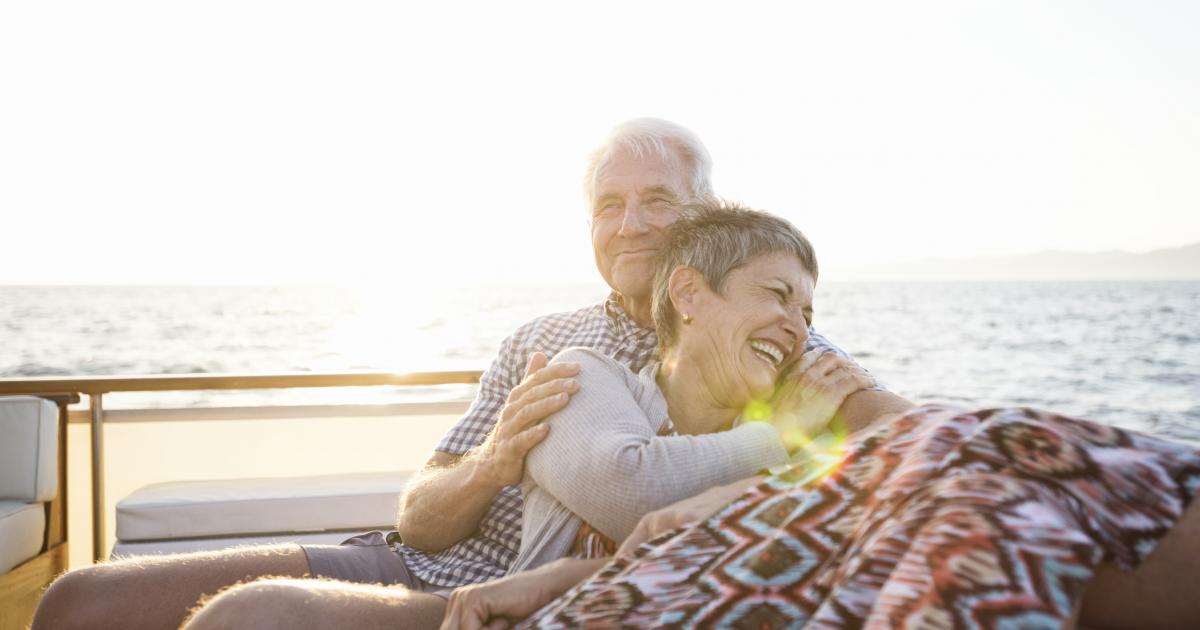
1080, 498, 1200, 629
183, 578, 447, 630
32, 544, 310, 630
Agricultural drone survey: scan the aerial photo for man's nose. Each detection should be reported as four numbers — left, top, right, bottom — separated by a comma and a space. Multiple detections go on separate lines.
618, 204, 650, 236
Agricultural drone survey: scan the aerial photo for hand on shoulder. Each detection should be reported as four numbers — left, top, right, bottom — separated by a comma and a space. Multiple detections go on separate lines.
474, 351, 582, 487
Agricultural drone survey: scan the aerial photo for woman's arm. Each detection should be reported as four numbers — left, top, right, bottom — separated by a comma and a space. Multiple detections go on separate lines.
617, 474, 765, 556
524, 348, 789, 542
440, 557, 608, 630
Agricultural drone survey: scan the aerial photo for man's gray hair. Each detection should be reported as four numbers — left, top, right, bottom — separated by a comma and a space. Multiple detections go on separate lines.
583, 118, 714, 208
651, 199, 819, 352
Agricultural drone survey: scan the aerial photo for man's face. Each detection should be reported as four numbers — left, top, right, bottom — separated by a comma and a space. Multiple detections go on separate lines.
589, 149, 692, 302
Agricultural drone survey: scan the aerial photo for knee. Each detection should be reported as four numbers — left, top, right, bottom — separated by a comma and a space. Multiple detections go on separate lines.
33, 565, 110, 630
185, 580, 310, 630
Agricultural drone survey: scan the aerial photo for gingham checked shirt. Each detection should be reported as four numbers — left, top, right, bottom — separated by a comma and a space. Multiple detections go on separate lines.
398, 293, 865, 587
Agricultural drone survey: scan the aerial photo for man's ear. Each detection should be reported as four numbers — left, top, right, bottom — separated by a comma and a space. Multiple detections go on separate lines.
667, 266, 706, 316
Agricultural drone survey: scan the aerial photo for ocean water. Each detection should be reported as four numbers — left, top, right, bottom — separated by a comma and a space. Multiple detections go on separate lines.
3, 281, 1199, 442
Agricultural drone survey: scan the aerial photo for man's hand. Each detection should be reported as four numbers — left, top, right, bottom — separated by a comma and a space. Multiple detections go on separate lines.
440, 558, 606, 630
395, 351, 580, 552
474, 352, 581, 487
616, 476, 763, 557
770, 350, 875, 450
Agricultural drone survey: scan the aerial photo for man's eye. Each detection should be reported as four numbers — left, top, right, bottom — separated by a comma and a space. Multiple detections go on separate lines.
770, 288, 788, 303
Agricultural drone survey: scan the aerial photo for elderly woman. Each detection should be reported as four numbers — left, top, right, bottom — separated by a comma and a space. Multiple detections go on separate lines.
443, 203, 1200, 629
506, 200, 864, 576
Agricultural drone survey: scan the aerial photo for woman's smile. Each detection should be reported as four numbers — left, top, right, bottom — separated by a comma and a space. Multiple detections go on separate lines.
749, 339, 787, 369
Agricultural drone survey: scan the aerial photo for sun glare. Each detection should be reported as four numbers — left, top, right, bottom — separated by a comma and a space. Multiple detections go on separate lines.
325, 287, 448, 373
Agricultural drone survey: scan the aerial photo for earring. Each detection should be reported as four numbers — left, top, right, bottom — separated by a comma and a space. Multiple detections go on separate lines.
682, 313, 693, 324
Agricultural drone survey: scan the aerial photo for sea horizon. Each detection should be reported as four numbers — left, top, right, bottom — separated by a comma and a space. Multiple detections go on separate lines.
4, 281, 1197, 439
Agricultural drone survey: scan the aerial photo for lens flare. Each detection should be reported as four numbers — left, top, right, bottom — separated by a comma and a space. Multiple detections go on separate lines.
741, 396, 850, 485
792, 431, 847, 484
743, 399, 773, 422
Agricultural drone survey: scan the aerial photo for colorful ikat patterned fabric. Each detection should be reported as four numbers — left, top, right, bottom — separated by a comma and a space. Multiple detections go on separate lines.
519, 404, 1200, 628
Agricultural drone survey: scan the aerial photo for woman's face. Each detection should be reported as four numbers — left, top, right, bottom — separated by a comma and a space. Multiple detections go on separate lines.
678, 251, 815, 407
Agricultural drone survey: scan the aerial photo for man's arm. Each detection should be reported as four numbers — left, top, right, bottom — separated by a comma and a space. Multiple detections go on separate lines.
776, 349, 915, 439
394, 451, 509, 553
395, 352, 580, 552
838, 389, 915, 434
616, 474, 765, 557
793, 330, 915, 436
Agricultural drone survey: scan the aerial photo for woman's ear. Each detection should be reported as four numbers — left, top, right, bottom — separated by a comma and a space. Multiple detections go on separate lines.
667, 266, 706, 317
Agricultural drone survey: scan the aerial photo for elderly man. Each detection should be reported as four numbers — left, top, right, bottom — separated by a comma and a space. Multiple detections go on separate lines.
34, 119, 911, 629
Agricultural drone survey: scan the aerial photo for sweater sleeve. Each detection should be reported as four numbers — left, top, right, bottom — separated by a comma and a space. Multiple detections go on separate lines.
524, 348, 789, 542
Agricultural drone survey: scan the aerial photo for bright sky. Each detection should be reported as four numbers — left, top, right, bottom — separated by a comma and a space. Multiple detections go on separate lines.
2, 1, 1197, 285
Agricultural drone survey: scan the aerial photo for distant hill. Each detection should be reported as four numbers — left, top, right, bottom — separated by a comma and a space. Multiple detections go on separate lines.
829, 243, 1200, 281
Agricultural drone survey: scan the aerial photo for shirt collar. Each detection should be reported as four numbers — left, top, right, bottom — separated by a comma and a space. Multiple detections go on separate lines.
604, 292, 655, 342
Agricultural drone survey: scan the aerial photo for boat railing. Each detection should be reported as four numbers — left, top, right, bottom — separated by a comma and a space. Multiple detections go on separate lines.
0, 370, 482, 562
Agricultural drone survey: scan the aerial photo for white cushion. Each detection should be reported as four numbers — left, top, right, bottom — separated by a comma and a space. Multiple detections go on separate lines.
115, 471, 414, 542
111, 530, 360, 558
0, 396, 58, 502
0, 500, 46, 574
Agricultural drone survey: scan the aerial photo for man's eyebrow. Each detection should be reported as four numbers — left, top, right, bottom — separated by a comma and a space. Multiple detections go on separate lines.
640, 185, 679, 198
592, 193, 621, 207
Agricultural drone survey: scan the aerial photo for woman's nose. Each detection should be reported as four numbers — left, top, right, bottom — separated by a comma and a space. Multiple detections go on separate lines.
781, 309, 808, 348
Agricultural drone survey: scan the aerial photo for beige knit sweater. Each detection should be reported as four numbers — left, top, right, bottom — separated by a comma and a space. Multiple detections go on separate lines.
510, 347, 789, 574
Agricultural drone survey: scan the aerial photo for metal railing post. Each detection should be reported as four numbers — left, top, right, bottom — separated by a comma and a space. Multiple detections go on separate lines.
90, 393, 105, 563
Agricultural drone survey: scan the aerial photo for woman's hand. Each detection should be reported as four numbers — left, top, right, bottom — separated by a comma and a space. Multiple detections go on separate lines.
440, 558, 606, 630
770, 350, 875, 449
617, 476, 763, 557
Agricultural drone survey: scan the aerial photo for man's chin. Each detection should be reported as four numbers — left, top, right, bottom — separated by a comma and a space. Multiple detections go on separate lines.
609, 271, 654, 302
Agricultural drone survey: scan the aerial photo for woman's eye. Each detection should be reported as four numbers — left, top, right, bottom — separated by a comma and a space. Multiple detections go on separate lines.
770, 288, 788, 303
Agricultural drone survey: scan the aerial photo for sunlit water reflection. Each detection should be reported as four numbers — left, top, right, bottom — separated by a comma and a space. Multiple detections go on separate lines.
4, 281, 1197, 442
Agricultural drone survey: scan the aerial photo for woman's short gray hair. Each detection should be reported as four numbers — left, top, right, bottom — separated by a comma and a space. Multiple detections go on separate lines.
583, 118, 714, 208
651, 199, 818, 353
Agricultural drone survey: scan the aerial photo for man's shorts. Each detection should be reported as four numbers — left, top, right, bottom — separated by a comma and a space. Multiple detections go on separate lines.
300, 531, 451, 598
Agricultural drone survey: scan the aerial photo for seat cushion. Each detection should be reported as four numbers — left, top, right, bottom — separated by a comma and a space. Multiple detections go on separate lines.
0, 500, 46, 574
115, 471, 414, 542
0, 396, 58, 502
